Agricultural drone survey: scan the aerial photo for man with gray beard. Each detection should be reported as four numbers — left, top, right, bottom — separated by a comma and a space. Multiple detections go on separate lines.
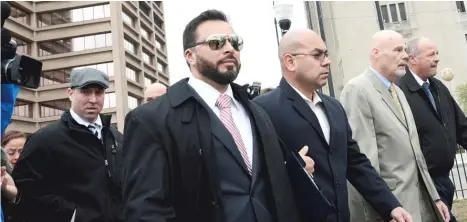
340, 30, 450, 222
121, 9, 313, 222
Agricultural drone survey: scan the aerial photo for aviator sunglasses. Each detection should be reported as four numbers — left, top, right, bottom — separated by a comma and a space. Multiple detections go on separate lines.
188, 34, 244, 51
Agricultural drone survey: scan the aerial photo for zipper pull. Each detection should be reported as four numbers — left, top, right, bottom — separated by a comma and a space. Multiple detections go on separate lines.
104, 159, 112, 178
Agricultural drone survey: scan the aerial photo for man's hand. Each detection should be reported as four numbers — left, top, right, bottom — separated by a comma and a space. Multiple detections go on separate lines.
298, 146, 315, 175
1, 166, 18, 200
436, 200, 450, 222
389, 207, 412, 222
0, 167, 6, 186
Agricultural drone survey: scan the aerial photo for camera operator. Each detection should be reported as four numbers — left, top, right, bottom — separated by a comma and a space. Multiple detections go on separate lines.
1, 2, 43, 221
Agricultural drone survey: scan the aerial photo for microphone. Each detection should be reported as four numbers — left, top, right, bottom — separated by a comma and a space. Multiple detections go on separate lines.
1, 1, 11, 28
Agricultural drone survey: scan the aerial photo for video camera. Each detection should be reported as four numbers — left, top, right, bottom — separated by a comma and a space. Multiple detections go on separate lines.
247, 81, 261, 99
1, 1, 42, 89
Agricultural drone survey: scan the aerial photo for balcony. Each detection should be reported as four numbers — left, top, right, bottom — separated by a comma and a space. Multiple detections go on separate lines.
384, 20, 413, 38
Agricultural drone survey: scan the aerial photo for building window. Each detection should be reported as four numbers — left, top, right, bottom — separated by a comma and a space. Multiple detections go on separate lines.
389, 4, 398, 22
38, 33, 112, 56
11, 36, 30, 55
40, 99, 71, 117
104, 92, 116, 109
155, 40, 162, 50
398, 3, 407, 21
141, 27, 149, 39
124, 39, 136, 53
128, 95, 139, 110
10, 5, 30, 25
155, 1, 162, 8
13, 101, 31, 118
457, 1, 466, 12
40, 62, 113, 87
143, 52, 152, 64
126, 67, 137, 81
381, 3, 407, 23
157, 61, 165, 73
381, 5, 390, 23
154, 15, 164, 30
144, 76, 154, 87
122, 11, 134, 26
139, 2, 151, 17
37, 4, 110, 27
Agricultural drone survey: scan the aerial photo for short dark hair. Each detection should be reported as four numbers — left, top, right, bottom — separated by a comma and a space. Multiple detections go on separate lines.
182, 9, 229, 52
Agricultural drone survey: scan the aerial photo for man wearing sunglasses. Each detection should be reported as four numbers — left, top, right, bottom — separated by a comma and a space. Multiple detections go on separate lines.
254, 29, 413, 222
121, 9, 311, 222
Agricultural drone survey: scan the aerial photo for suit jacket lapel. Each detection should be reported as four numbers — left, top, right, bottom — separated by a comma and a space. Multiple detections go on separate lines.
401, 69, 442, 122
187, 84, 251, 176
366, 70, 408, 129
210, 116, 251, 176
279, 78, 328, 145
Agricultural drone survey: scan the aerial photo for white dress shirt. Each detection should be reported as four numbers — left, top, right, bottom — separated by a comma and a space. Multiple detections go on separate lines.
288, 82, 330, 144
409, 68, 430, 87
188, 77, 254, 165
70, 109, 103, 140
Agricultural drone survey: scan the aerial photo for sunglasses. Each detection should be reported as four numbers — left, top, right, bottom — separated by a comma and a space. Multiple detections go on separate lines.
189, 34, 244, 51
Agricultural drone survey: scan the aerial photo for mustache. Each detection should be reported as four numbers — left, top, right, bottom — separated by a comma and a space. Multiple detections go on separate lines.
218, 56, 239, 65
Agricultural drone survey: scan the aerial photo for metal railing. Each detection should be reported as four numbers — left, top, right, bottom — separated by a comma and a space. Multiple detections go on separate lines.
450, 146, 467, 200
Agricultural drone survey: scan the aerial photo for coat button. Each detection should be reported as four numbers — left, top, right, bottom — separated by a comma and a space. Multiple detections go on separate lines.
112, 149, 116, 154
335, 182, 339, 188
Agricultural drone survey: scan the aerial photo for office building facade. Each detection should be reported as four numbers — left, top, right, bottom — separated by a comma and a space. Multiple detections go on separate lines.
4, 1, 169, 133
305, 1, 467, 101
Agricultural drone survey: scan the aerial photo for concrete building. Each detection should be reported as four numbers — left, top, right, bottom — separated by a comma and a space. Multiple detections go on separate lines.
304, 1, 467, 101
4, 1, 169, 133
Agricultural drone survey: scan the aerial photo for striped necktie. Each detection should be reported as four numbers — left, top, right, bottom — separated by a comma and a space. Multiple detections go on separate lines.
216, 94, 252, 174
88, 124, 99, 139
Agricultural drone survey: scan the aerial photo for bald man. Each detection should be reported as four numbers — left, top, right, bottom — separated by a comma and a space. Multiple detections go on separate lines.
397, 37, 467, 222
254, 29, 412, 222
340, 30, 449, 222
143, 83, 167, 104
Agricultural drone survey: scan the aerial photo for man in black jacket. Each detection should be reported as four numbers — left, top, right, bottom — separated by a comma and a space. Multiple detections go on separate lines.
12, 68, 123, 222
254, 29, 412, 222
397, 37, 467, 222
121, 10, 314, 222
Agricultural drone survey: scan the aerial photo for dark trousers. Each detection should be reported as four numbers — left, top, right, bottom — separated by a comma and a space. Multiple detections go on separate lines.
432, 174, 457, 222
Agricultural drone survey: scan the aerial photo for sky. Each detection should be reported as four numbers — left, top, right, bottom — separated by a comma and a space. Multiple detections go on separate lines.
164, 1, 309, 88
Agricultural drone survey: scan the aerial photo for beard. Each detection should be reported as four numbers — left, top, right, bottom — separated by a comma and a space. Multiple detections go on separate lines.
196, 55, 241, 85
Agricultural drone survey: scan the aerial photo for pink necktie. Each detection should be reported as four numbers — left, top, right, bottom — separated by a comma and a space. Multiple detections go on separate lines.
216, 94, 252, 174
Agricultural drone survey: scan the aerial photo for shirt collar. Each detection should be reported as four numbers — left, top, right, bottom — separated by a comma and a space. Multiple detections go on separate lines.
409, 68, 430, 87
369, 66, 391, 90
188, 76, 239, 109
70, 109, 102, 129
287, 80, 322, 105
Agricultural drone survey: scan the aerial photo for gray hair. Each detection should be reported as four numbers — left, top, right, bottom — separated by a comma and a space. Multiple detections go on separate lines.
406, 37, 422, 57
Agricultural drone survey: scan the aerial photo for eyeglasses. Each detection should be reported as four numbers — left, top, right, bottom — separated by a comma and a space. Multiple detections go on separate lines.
290, 51, 329, 62
188, 34, 244, 51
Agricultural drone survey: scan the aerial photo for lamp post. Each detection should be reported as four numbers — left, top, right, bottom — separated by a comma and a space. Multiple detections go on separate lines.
441, 68, 454, 92
273, 1, 294, 39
